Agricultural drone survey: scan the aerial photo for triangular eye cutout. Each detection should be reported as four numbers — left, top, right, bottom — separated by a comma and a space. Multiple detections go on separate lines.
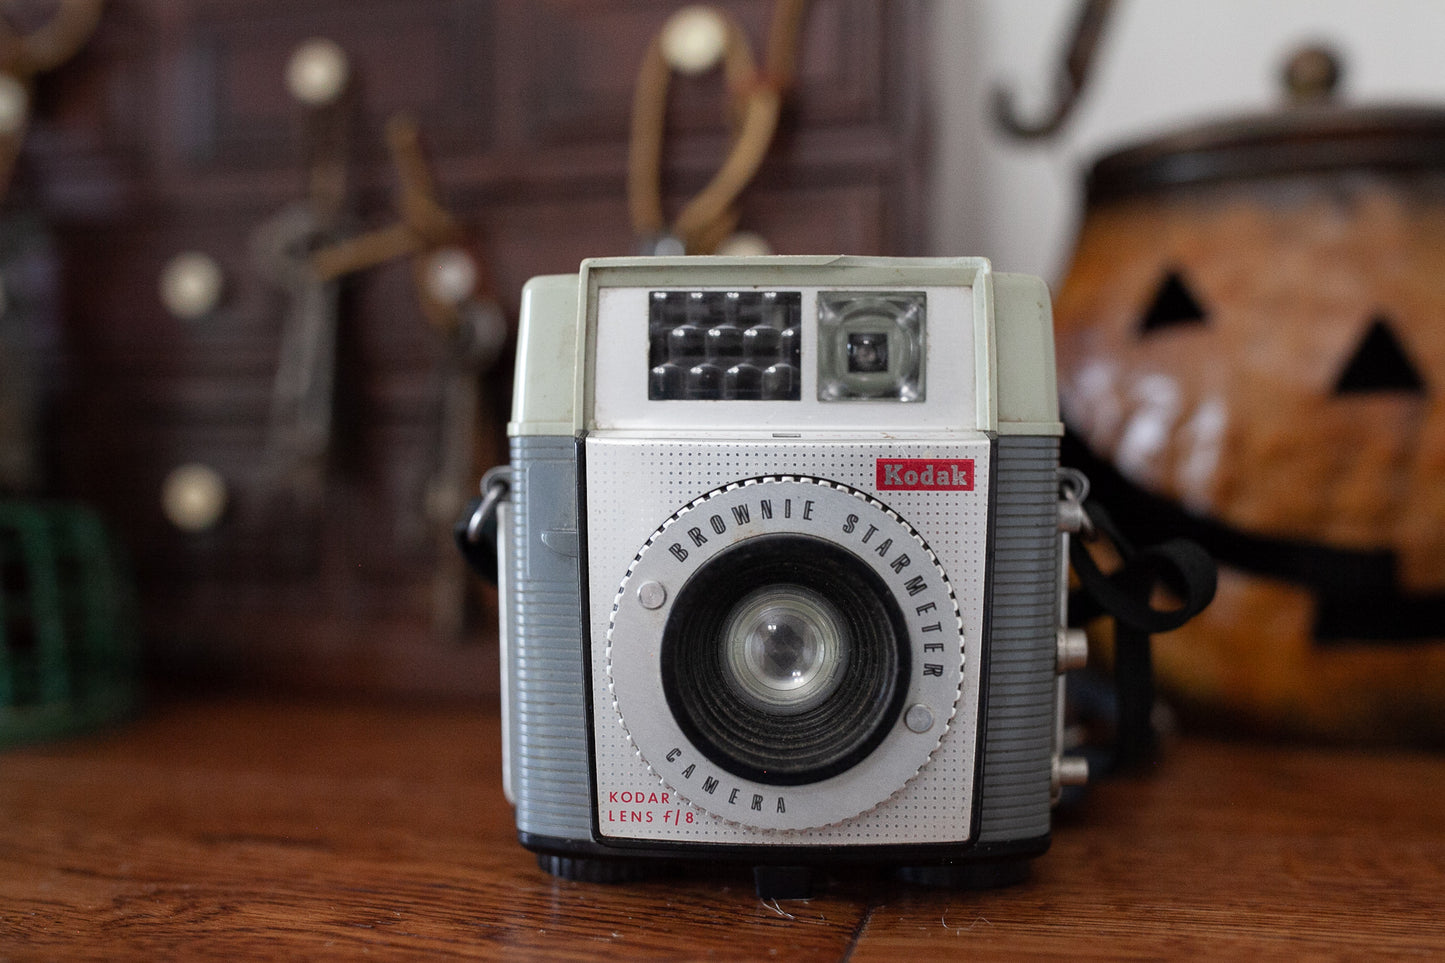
1333, 317, 1426, 396
1138, 270, 1208, 336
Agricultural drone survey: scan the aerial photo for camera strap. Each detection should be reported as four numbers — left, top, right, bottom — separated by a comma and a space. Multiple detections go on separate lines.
1066, 481, 1217, 772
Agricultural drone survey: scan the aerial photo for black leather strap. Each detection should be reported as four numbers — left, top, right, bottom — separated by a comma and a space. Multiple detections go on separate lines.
455, 494, 499, 585
1070, 500, 1217, 635
1063, 430, 1445, 644
1069, 495, 1217, 771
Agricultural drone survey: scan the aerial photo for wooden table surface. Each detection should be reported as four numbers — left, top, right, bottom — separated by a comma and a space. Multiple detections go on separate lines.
2, 697, 1442, 960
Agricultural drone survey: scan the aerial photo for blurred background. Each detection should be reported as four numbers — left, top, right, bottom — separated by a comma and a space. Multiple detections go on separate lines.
934, 0, 1445, 276
2, 0, 1442, 739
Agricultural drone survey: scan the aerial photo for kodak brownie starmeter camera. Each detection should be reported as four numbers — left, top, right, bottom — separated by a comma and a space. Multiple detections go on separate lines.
485, 256, 1086, 897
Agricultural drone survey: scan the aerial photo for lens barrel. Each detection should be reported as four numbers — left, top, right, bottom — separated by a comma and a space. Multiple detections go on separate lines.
720, 583, 850, 715
660, 534, 911, 786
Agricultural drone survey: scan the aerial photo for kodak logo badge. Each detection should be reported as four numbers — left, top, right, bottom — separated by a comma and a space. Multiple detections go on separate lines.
876, 458, 974, 491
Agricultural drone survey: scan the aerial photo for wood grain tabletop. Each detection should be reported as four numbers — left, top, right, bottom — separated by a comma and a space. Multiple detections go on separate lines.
2, 697, 1442, 960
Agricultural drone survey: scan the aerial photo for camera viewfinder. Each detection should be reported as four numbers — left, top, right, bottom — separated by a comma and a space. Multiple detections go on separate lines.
818, 293, 925, 402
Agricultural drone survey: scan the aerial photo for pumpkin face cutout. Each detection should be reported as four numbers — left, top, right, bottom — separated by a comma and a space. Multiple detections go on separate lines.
1055, 121, 1445, 744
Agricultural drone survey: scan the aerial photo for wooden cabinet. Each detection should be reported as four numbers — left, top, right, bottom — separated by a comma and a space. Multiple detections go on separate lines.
25, 0, 928, 697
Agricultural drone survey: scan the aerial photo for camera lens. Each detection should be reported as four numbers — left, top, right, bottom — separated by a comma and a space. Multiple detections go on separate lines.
722, 585, 848, 714
846, 331, 890, 373
661, 534, 910, 786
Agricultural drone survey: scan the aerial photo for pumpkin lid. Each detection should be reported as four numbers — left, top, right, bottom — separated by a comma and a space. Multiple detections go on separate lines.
1087, 104, 1445, 202
1085, 47, 1445, 202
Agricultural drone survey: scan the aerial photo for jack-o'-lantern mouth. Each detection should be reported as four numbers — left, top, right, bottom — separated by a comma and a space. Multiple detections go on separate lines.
1064, 431, 1445, 645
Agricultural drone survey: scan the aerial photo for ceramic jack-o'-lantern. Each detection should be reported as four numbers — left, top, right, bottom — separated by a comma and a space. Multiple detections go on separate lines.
1055, 51, 1445, 745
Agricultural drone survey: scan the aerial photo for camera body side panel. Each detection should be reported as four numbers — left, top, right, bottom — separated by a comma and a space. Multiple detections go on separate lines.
503, 433, 592, 842
992, 272, 1059, 438
978, 271, 1063, 843
501, 273, 595, 843
978, 433, 1058, 843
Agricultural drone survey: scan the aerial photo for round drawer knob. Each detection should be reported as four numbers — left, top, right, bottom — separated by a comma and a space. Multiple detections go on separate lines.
162, 463, 228, 533
661, 6, 728, 75
715, 231, 772, 257
422, 246, 478, 307
286, 38, 349, 106
159, 252, 224, 320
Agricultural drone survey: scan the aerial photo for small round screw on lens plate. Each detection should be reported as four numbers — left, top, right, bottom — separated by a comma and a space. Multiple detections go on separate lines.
904, 704, 934, 733
637, 580, 667, 610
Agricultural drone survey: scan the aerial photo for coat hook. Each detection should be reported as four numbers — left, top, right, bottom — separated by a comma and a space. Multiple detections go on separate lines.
993, 0, 1114, 140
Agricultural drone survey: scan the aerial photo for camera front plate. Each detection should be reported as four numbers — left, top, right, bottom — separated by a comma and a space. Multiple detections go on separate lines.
608, 477, 964, 831
586, 436, 990, 845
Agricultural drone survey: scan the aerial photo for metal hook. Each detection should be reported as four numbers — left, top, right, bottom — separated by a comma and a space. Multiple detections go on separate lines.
1057, 466, 1094, 538
993, 0, 1114, 140
465, 466, 513, 545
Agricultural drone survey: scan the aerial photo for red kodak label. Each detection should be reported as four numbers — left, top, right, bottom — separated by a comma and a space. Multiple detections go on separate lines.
876, 458, 974, 491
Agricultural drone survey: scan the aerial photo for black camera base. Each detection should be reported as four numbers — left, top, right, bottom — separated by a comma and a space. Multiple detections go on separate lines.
896, 859, 1031, 889
533, 852, 818, 899
750, 860, 1032, 899
536, 853, 653, 885
533, 850, 1035, 899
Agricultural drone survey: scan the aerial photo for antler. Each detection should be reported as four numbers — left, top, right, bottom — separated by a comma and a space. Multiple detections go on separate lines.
310, 115, 481, 334
0, 0, 105, 196
0, 0, 104, 77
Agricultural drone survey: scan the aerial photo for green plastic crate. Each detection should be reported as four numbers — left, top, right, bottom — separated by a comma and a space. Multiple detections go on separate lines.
0, 500, 138, 746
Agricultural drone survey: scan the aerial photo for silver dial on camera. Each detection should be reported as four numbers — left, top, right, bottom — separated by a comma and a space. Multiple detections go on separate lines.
606, 476, 964, 831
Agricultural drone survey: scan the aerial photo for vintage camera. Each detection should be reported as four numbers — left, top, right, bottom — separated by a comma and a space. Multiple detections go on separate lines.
484, 256, 1086, 898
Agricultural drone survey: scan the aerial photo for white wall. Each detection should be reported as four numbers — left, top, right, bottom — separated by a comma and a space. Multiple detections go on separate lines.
928, 0, 1445, 280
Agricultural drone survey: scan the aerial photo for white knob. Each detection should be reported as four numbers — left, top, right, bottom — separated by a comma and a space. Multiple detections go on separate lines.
162, 463, 228, 533
661, 6, 729, 75
159, 252, 224, 320
0, 74, 27, 136
422, 246, 477, 306
715, 231, 773, 257
286, 38, 350, 106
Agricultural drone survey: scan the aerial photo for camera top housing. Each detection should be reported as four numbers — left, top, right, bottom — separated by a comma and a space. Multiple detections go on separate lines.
494, 256, 1076, 894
